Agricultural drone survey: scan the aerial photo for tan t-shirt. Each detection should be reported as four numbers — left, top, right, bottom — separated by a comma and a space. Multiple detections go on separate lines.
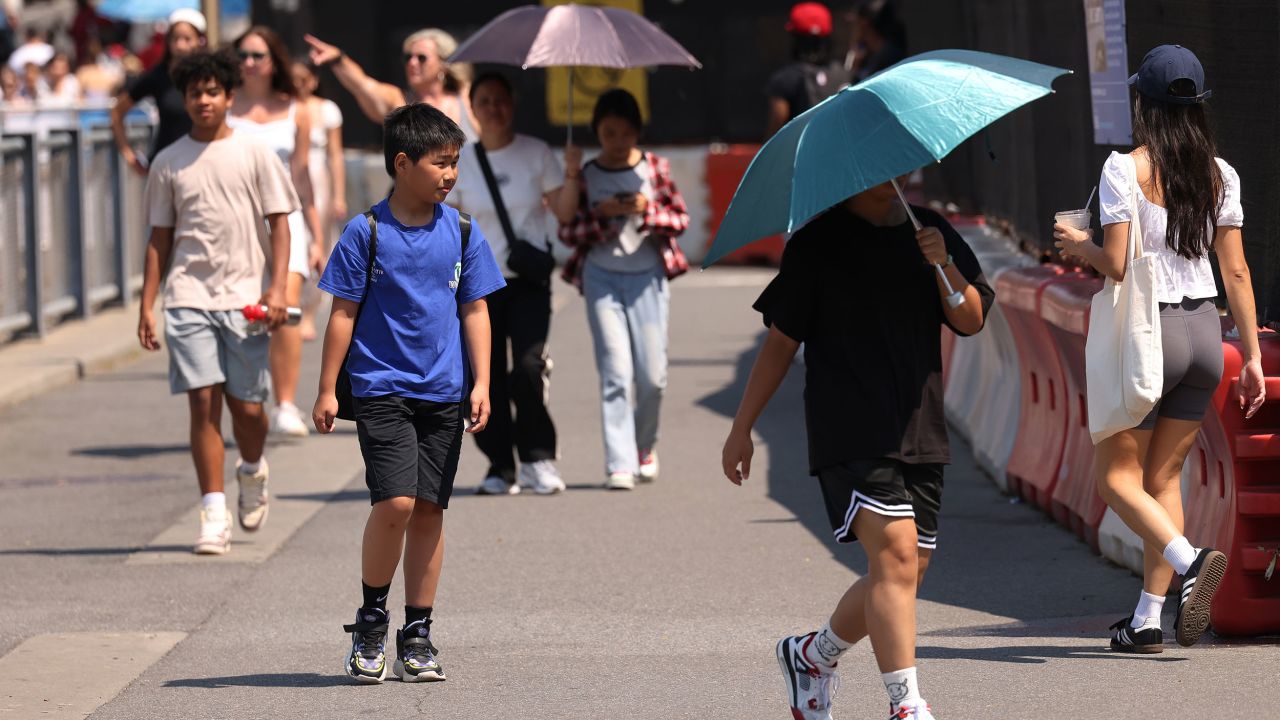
146, 130, 300, 310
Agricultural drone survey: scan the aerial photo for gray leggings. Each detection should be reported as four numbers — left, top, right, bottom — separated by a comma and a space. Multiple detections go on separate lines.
1137, 297, 1223, 429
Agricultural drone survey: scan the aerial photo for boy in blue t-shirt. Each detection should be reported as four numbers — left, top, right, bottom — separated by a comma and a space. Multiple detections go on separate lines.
313, 103, 505, 684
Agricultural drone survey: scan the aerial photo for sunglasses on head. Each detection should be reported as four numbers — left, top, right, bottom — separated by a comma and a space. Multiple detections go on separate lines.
238, 50, 268, 62
403, 53, 430, 65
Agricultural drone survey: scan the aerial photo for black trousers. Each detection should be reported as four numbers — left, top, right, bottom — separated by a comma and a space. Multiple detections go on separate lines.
474, 277, 557, 481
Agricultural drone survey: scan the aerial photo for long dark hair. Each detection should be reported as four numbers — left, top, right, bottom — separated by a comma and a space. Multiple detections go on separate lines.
1131, 79, 1222, 260
234, 26, 297, 98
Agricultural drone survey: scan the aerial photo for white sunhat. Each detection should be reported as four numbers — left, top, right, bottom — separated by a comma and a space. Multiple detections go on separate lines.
168, 8, 208, 35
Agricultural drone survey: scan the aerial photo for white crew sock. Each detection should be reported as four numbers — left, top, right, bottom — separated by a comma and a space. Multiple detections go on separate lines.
801, 621, 853, 670
1162, 536, 1198, 576
1130, 590, 1166, 630
201, 492, 227, 517
882, 667, 923, 711
239, 459, 261, 475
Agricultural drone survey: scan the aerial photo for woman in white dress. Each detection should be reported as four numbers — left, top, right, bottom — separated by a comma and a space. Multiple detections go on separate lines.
229, 26, 325, 437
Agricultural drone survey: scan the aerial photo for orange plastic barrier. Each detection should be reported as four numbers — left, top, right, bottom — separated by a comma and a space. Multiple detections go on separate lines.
1040, 277, 1105, 548
1184, 331, 1280, 636
705, 144, 784, 265
998, 265, 1084, 509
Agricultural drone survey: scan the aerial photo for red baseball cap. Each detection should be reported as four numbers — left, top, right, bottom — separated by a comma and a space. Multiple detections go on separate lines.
786, 2, 832, 37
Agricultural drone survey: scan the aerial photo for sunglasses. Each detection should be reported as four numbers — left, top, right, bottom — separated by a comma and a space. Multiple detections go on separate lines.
403, 53, 431, 65
238, 50, 268, 62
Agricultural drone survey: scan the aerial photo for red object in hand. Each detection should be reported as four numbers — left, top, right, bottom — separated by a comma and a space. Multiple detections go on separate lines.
242, 305, 302, 324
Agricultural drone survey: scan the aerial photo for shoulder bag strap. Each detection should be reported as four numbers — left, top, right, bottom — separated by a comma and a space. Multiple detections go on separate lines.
1126, 154, 1144, 266
473, 142, 528, 251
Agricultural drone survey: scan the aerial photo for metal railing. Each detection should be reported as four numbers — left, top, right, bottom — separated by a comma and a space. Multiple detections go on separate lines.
0, 121, 152, 339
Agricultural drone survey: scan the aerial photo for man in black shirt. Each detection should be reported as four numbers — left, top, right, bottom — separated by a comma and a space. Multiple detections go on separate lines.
765, 3, 850, 137
721, 178, 993, 720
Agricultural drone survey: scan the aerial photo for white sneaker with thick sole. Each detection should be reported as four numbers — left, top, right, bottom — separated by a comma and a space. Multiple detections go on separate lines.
891, 702, 937, 719
236, 458, 270, 532
477, 474, 520, 495
518, 460, 566, 495
638, 450, 659, 482
605, 472, 636, 491
272, 403, 310, 437
777, 634, 838, 720
194, 509, 231, 555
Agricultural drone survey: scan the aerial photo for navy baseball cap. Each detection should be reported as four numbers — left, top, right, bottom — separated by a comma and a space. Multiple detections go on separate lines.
1128, 44, 1212, 104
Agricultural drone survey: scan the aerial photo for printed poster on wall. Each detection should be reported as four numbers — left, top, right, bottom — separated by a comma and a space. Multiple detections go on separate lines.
1083, 0, 1132, 145
543, 0, 650, 127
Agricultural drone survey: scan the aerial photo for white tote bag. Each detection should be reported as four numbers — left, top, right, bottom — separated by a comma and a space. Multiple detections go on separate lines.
1085, 155, 1163, 444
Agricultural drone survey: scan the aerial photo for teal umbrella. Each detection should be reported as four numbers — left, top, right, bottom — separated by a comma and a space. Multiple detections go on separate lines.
703, 49, 1069, 305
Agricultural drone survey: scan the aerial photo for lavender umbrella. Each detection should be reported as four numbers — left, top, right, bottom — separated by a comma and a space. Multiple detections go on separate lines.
449, 3, 700, 141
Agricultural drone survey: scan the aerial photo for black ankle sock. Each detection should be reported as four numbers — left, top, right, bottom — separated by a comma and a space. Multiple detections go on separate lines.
362, 582, 391, 611
404, 605, 432, 628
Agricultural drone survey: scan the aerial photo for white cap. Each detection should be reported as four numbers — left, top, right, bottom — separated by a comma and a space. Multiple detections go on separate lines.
168, 8, 208, 35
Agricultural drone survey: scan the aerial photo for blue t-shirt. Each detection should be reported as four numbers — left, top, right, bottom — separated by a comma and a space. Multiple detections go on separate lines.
319, 200, 506, 402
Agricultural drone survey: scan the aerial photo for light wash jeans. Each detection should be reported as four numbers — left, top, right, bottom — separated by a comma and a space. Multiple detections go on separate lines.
583, 262, 670, 475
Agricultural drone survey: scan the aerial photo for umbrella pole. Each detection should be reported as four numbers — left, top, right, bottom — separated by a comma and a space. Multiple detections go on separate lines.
566, 67, 574, 145
891, 177, 965, 309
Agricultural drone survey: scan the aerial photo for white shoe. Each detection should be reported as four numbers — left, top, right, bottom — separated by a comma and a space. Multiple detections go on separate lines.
194, 509, 231, 555
236, 458, 270, 532
891, 702, 936, 720
777, 634, 838, 720
477, 474, 520, 495
638, 449, 659, 482
518, 460, 566, 495
272, 403, 310, 437
605, 472, 636, 491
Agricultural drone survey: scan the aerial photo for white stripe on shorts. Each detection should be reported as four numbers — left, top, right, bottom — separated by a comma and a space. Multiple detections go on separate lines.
834, 489, 915, 542
917, 531, 938, 550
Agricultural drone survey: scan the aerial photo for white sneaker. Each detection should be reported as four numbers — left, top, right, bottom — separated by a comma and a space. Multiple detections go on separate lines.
605, 472, 636, 491
891, 702, 936, 720
272, 403, 310, 437
638, 449, 659, 482
777, 634, 838, 720
194, 509, 231, 555
518, 460, 566, 495
477, 474, 520, 495
236, 458, 270, 532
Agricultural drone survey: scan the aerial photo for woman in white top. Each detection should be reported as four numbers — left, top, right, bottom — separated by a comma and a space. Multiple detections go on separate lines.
291, 60, 346, 341
229, 26, 325, 437
1055, 45, 1264, 652
447, 72, 576, 495
301, 28, 478, 141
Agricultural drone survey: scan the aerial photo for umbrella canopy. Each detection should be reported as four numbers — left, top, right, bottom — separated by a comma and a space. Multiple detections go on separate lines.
703, 50, 1070, 268
95, 0, 249, 23
449, 3, 700, 69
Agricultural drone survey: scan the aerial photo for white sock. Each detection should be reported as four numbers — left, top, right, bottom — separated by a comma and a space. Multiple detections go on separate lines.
1162, 536, 1198, 575
201, 492, 227, 518
882, 667, 923, 711
1130, 590, 1165, 629
801, 621, 853, 669
239, 458, 261, 475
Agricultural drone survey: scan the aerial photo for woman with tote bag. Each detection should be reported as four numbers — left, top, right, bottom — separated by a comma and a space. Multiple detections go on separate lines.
1055, 45, 1265, 653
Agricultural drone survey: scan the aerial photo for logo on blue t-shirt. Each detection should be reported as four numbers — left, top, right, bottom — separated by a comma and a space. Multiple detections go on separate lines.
449, 261, 461, 290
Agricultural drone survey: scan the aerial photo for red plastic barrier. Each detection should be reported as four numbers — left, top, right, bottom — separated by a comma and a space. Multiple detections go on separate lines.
1040, 277, 1105, 548
998, 265, 1085, 509
705, 144, 784, 265
1184, 331, 1280, 636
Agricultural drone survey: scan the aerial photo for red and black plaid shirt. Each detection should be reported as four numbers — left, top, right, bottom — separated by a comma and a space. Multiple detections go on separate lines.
557, 150, 691, 290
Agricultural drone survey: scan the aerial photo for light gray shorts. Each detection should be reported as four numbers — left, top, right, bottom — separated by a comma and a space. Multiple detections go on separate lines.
164, 307, 270, 402
1137, 297, 1224, 429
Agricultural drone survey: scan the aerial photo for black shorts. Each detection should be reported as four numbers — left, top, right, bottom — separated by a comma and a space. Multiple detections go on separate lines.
354, 395, 465, 508
817, 459, 943, 549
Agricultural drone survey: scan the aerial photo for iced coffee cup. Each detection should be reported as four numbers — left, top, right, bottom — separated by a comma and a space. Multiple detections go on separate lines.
1054, 209, 1091, 230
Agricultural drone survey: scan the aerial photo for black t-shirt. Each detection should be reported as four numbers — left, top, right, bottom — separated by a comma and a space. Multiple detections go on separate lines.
754, 205, 995, 474
127, 63, 191, 161
766, 61, 849, 122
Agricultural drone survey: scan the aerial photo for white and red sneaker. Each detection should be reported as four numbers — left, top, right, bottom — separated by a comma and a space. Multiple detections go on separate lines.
891, 702, 937, 719
776, 634, 838, 720
638, 449, 659, 482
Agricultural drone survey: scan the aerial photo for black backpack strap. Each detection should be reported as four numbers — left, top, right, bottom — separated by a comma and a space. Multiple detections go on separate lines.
459, 210, 471, 257
352, 209, 378, 329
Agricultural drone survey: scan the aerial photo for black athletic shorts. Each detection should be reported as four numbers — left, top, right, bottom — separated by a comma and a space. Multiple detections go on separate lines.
354, 395, 465, 507
817, 458, 943, 549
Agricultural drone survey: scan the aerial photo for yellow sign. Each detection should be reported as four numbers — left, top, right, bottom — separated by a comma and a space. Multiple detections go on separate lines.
542, 0, 650, 127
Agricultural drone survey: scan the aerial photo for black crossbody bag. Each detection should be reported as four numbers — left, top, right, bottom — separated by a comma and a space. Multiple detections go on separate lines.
335, 208, 472, 420
474, 142, 555, 285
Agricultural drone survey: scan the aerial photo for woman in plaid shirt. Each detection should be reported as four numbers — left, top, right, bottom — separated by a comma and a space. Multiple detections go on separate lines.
557, 89, 690, 490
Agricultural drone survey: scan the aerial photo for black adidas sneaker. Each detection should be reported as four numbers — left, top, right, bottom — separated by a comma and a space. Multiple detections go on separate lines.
1109, 615, 1163, 654
1175, 548, 1228, 647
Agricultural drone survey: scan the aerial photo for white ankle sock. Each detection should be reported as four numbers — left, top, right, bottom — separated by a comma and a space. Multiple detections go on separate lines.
239, 459, 261, 474
201, 492, 227, 516
1162, 536, 1197, 575
1130, 590, 1165, 629
801, 621, 852, 669
882, 667, 923, 711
